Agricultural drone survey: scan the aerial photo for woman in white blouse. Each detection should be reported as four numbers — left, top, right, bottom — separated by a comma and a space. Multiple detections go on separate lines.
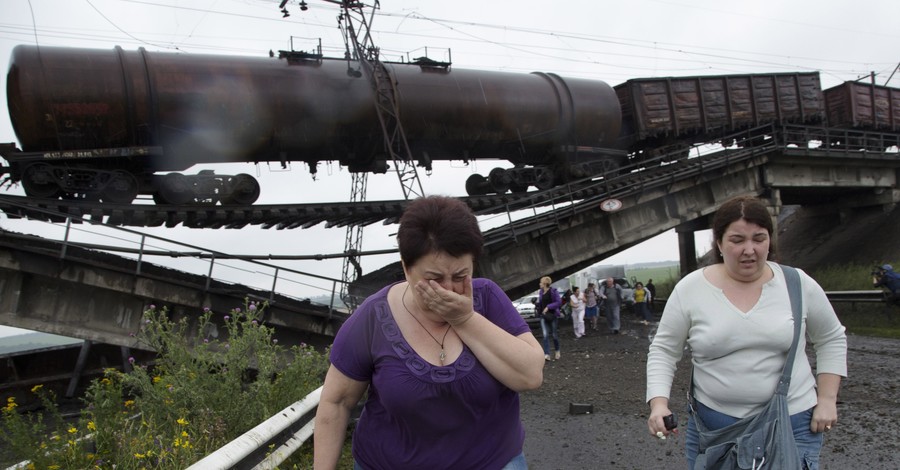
645, 195, 847, 470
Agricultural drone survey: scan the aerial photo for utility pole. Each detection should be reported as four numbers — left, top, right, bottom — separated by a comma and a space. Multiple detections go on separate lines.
290, 1, 426, 309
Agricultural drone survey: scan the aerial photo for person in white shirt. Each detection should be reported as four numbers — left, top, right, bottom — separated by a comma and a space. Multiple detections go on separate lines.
569, 286, 586, 339
645, 195, 847, 470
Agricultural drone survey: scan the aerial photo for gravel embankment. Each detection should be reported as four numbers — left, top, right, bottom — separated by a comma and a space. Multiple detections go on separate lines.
519, 315, 900, 470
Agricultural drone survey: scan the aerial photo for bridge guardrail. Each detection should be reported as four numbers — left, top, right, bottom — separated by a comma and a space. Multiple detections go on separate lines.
186, 386, 323, 470
0, 199, 366, 313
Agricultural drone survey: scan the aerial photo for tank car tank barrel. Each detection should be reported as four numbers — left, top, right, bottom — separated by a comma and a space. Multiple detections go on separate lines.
6, 45, 621, 176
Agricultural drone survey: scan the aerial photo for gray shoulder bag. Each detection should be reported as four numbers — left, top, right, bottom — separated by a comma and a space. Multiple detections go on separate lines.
690, 265, 804, 470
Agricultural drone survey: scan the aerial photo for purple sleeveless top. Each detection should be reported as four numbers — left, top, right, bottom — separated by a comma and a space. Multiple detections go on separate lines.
330, 278, 530, 470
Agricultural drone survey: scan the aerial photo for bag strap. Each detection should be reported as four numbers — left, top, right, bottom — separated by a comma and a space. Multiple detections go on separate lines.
688, 264, 804, 424
777, 265, 803, 395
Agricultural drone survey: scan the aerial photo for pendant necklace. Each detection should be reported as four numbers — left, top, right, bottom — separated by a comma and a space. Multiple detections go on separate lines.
402, 284, 452, 365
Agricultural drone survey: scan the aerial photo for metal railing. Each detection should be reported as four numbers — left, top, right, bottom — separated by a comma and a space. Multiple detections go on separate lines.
0, 197, 371, 312
479, 123, 781, 247
187, 386, 323, 470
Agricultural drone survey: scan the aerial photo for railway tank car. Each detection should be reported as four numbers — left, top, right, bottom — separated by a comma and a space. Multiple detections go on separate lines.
1, 44, 623, 204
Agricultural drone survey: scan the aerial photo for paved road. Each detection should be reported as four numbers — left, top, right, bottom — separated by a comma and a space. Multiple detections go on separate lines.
519, 316, 900, 470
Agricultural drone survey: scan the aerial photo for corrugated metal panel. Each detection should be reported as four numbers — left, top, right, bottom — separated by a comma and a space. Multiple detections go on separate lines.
616, 72, 825, 143
825, 81, 900, 131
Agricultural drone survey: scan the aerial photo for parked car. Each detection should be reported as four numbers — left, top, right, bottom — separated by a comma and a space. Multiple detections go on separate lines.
513, 297, 537, 319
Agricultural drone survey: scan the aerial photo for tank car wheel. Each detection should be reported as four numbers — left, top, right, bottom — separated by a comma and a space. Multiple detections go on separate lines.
488, 167, 511, 194
598, 159, 620, 176
534, 168, 556, 191
465, 174, 490, 196
156, 173, 193, 205
221, 174, 260, 205
509, 182, 529, 193
101, 171, 139, 204
22, 163, 61, 199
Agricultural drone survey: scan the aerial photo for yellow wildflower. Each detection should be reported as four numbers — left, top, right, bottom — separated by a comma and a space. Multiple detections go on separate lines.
48, 466, 60, 470
87, 421, 97, 431
124, 400, 135, 407
101, 378, 111, 385
134, 453, 146, 459
3, 397, 16, 412
68, 426, 77, 434
176, 417, 189, 426
30, 384, 43, 393
181, 430, 189, 438
152, 376, 162, 383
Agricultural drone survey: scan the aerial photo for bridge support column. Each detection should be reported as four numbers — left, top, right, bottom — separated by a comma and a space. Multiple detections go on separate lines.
66, 340, 92, 398
677, 231, 697, 278
765, 189, 782, 250
676, 218, 710, 278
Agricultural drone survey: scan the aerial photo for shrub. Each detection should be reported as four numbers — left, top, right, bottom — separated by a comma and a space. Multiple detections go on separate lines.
1, 300, 330, 469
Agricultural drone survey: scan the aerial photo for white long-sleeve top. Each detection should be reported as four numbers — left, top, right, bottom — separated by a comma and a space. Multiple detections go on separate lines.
646, 262, 847, 418
570, 293, 585, 314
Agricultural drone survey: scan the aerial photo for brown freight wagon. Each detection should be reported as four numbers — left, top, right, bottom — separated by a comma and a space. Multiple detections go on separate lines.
824, 81, 900, 132
615, 72, 825, 153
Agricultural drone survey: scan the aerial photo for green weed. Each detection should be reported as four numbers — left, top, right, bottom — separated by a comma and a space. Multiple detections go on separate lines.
1, 300, 334, 469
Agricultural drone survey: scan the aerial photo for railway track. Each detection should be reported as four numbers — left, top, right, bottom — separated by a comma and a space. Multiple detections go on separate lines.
0, 127, 776, 231
0, 124, 892, 233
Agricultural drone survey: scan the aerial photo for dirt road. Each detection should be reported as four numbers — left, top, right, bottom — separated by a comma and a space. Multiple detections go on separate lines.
519, 315, 900, 470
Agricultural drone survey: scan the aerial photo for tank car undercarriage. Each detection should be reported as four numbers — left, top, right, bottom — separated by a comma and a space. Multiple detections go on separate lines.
465, 155, 623, 196
14, 161, 260, 206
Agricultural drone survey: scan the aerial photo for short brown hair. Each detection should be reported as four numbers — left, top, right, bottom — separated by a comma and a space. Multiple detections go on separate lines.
397, 196, 483, 268
711, 195, 776, 261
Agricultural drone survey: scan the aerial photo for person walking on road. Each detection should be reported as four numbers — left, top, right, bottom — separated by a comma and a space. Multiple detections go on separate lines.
634, 281, 653, 324
645, 279, 657, 313
536, 276, 563, 361
599, 277, 623, 334
645, 195, 847, 469
570, 286, 586, 339
314, 196, 544, 470
584, 283, 600, 331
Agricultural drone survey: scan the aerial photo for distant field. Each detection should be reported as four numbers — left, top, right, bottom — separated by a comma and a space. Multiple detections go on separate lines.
626, 263, 680, 298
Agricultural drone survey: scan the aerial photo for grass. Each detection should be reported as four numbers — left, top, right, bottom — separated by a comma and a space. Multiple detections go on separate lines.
808, 263, 900, 339
1, 300, 337, 469
626, 264, 680, 299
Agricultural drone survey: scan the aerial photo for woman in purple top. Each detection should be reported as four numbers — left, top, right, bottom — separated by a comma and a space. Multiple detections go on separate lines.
314, 196, 545, 470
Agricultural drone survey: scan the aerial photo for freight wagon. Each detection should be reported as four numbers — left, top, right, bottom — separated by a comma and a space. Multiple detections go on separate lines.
824, 81, 900, 131
614, 72, 826, 154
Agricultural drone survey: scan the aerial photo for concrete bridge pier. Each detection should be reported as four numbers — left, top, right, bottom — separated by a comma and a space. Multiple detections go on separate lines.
676, 218, 707, 278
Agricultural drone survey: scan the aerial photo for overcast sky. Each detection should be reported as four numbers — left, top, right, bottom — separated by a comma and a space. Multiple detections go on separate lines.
1, 0, 899, 336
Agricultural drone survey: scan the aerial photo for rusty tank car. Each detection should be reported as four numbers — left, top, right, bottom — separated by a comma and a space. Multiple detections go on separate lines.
2, 45, 623, 204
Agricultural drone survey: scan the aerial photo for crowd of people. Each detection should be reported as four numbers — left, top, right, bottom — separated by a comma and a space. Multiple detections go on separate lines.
535, 275, 660, 357
313, 194, 848, 470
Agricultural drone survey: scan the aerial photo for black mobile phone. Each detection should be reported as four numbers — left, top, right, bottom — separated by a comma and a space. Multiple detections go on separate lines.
663, 413, 678, 430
